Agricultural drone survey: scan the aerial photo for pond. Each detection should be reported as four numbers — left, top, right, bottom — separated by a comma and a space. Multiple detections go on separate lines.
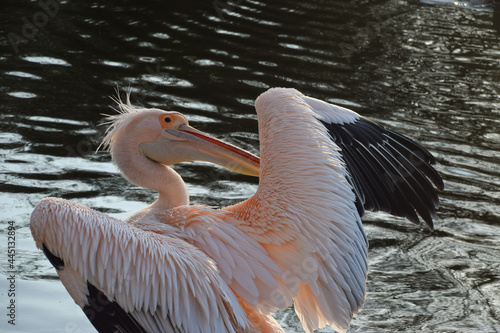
1, 0, 500, 332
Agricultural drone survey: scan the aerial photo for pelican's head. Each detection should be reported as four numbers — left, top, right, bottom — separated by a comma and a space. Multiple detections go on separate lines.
101, 97, 260, 177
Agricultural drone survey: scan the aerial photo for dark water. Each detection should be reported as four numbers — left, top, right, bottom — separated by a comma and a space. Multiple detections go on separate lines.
1, 0, 500, 332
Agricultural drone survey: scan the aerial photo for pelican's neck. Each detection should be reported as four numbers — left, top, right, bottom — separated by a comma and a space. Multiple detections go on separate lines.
111, 138, 189, 210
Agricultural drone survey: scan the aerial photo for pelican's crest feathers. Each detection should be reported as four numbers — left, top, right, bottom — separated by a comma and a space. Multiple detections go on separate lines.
99, 90, 142, 151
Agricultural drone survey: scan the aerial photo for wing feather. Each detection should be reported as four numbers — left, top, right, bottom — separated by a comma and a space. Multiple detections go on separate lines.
226, 88, 369, 333
320, 115, 443, 229
30, 197, 249, 333
130, 205, 288, 313
226, 87, 442, 332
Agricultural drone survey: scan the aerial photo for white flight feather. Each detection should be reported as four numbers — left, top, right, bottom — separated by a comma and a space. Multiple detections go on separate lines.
225, 88, 369, 333
30, 197, 249, 333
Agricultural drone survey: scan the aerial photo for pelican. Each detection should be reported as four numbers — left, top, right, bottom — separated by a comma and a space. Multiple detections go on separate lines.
31, 88, 443, 333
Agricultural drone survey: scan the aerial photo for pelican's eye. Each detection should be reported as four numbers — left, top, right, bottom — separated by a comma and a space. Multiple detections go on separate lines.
159, 114, 176, 129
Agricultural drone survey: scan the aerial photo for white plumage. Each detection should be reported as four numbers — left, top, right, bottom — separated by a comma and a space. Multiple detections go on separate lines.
31, 88, 442, 333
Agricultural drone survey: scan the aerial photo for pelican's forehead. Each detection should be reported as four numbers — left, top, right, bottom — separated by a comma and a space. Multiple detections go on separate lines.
130, 108, 169, 118
150, 109, 187, 119
133, 108, 185, 120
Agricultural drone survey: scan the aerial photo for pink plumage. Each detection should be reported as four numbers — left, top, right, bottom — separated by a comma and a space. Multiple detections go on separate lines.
31, 88, 442, 333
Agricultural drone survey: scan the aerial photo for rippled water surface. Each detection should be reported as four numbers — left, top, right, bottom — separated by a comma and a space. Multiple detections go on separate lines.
1, 0, 500, 332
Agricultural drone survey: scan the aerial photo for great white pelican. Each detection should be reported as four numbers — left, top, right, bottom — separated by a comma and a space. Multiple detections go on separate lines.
31, 88, 443, 333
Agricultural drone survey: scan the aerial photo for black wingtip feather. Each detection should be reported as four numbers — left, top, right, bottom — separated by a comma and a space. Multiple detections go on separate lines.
42, 243, 65, 271
321, 117, 443, 230
83, 282, 147, 333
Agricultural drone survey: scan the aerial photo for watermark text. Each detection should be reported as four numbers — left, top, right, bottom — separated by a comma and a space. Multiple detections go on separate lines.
6, 221, 16, 326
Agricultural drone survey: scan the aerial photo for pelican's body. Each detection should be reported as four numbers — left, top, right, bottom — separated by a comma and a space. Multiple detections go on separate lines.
31, 88, 443, 333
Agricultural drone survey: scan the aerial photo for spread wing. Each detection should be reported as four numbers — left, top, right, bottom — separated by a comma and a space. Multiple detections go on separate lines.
226, 88, 443, 333
305, 95, 444, 229
30, 197, 248, 333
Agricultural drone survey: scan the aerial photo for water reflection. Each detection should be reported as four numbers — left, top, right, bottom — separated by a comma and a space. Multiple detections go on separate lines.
1, 0, 500, 332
